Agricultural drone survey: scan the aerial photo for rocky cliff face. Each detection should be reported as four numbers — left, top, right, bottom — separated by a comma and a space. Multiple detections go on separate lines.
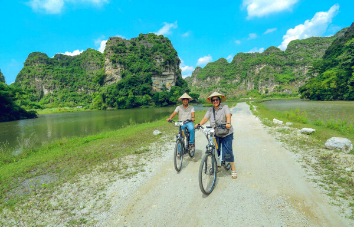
188, 28, 347, 98
104, 34, 181, 91
15, 49, 104, 100
14, 33, 182, 104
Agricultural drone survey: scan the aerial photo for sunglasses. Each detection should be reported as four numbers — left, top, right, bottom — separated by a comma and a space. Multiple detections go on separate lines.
211, 99, 219, 102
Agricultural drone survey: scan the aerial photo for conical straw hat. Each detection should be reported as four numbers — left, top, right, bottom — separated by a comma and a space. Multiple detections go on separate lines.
206, 92, 227, 103
178, 93, 193, 101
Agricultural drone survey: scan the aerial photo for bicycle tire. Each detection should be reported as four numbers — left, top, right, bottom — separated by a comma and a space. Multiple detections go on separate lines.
174, 140, 183, 172
188, 146, 195, 158
187, 135, 195, 158
199, 153, 217, 195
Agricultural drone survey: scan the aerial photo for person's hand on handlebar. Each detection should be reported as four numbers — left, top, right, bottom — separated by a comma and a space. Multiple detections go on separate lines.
166, 118, 171, 122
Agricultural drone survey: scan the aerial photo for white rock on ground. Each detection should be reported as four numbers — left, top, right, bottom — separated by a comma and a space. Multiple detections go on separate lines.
153, 130, 162, 135
273, 118, 283, 125
325, 137, 353, 153
286, 122, 293, 126
300, 128, 316, 135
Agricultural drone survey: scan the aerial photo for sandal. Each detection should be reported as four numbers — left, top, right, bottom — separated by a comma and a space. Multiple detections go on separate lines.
231, 171, 237, 179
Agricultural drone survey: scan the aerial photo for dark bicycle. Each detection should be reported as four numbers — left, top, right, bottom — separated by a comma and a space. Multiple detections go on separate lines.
196, 124, 231, 195
168, 119, 195, 172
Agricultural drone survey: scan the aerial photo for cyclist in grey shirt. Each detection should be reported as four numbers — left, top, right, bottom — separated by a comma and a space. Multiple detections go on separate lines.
195, 92, 237, 179
166, 93, 195, 149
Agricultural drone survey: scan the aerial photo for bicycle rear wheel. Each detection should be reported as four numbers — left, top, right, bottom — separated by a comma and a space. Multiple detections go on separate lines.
174, 140, 183, 172
199, 153, 217, 195
188, 146, 195, 158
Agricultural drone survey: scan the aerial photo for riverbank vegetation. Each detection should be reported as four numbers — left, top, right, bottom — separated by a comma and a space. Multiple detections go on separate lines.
0, 111, 205, 216
248, 100, 354, 219
0, 82, 37, 122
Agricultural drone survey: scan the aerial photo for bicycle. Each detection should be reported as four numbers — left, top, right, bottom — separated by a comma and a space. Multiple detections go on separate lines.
168, 119, 195, 172
196, 124, 231, 195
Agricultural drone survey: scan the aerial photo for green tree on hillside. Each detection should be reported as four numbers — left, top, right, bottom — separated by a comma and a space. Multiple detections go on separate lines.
299, 23, 354, 100
0, 82, 37, 122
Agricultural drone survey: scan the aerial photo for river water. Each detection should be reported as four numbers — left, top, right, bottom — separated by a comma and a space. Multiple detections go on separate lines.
1, 105, 208, 155
262, 99, 354, 123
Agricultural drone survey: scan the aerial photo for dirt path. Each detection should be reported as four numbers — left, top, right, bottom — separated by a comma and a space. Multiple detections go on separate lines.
98, 102, 351, 226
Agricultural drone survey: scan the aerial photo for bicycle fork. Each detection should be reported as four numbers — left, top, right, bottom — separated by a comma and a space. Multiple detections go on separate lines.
210, 136, 222, 167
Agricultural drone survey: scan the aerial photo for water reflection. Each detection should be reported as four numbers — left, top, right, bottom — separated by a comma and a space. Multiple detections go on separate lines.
0, 105, 208, 155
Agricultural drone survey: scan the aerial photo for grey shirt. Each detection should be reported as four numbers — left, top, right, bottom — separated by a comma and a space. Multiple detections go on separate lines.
174, 105, 195, 122
204, 104, 233, 137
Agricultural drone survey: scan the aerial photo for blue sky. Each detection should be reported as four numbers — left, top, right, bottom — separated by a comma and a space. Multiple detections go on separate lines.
0, 0, 353, 84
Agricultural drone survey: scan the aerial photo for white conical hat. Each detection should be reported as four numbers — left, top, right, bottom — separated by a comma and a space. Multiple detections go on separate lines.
206, 92, 227, 103
178, 93, 193, 101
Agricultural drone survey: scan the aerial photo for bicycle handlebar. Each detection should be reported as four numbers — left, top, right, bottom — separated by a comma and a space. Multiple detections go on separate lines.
168, 119, 193, 124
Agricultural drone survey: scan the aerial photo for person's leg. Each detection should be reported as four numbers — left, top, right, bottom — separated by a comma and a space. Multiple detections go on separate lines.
186, 122, 195, 145
215, 136, 221, 157
222, 134, 237, 178
181, 124, 187, 139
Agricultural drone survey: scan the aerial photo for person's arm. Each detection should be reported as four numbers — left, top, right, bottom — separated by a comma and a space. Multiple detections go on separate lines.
226, 113, 231, 129
166, 112, 177, 122
195, 117, 209, 128
191, 112, 195, 122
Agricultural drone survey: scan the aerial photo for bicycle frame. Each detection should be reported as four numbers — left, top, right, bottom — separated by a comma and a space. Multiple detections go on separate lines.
170, 120, 191, 152
197, 126, 224, 167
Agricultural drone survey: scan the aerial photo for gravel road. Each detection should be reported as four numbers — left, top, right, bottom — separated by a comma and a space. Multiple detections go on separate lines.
96, 102, 352, 226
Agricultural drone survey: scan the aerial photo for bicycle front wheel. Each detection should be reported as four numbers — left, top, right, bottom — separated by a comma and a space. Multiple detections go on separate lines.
199, 153, 217, 195
174, 140, 183, 172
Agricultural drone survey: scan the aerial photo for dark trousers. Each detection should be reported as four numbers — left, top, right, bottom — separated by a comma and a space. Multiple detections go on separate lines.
215, 133, 234, 162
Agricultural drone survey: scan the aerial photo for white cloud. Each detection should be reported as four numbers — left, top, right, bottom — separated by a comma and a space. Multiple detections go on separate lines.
28, 0, 64, 14
180, 59, 194, 78
196, 55, 212, 66
248, 33, 257, 39
180, 65, 194, 73
27, 0, 109, 14
182, 31, 190, 37
98, 40, 107, 53
278, 4, 339, 50
155, 21, 178, 36
62, 50, 83, 56
248, 47, 264, 53
243, 0, 298, 19
226, 55, 233, 62
264, 28, 277, 34
95, 34, 125, 53
235, 40, 241, 44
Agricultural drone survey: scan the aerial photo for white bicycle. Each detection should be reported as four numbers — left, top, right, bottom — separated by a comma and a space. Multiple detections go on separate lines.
196, 124, 231, 195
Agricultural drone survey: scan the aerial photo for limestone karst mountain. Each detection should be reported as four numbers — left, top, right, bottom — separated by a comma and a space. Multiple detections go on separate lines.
186, 26, 348, 98
14, 33, 187, 108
